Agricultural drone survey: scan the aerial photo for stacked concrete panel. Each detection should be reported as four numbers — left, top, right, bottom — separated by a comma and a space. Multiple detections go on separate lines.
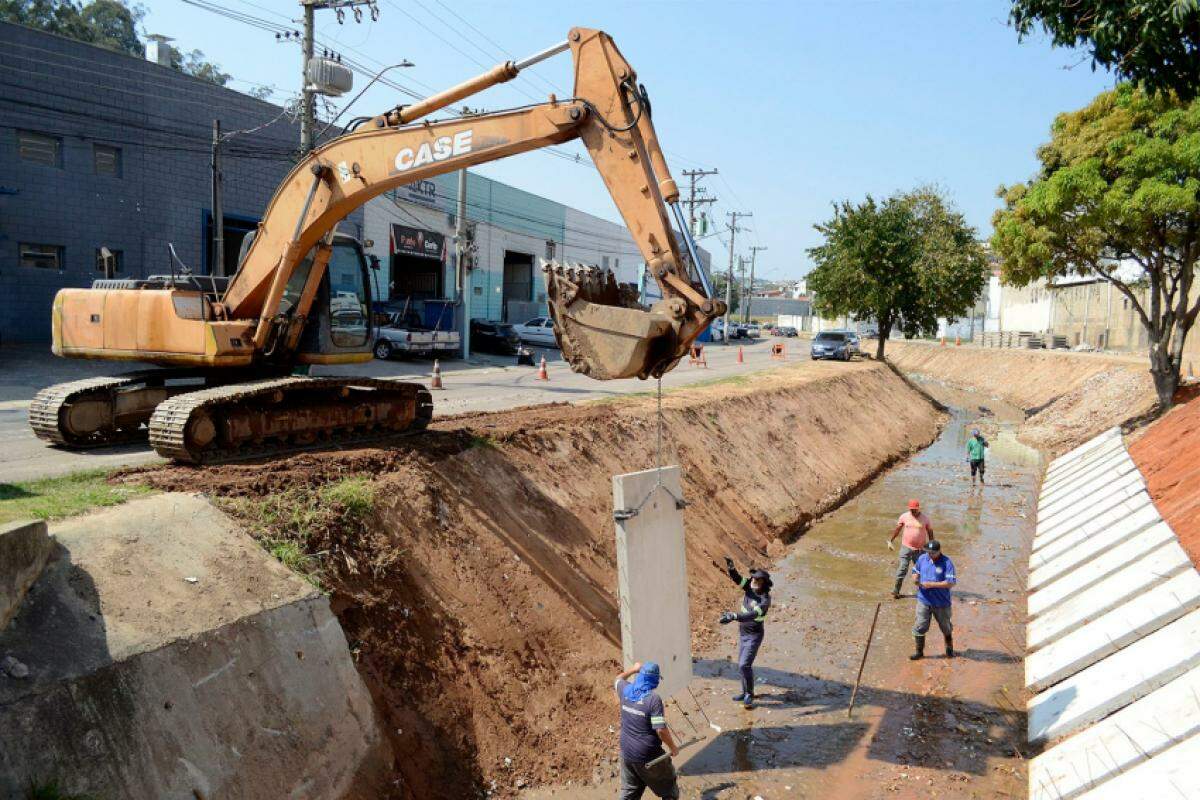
1025, 428, 1200, 800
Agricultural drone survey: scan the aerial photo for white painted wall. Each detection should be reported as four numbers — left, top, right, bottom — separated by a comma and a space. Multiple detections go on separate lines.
562, 207, 641, 285
1001, 279, 1053, 333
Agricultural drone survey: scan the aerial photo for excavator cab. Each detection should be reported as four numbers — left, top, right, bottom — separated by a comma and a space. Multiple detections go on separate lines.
294, 234, 375, 364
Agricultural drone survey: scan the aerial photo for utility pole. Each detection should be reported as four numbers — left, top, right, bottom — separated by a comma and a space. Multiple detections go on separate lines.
298, 0, 379, 153
211, 119, 225, 276
456, 169, 470, 359
745, 245, 767, 323
682, 168, 718, 235
300, 1, 316, 153
724, 211, 751, 343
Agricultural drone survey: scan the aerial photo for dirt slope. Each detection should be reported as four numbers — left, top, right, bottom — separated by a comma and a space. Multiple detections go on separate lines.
131, 360, 943, 799
1129, 391, 1200, 568
885, 340, 1156, 454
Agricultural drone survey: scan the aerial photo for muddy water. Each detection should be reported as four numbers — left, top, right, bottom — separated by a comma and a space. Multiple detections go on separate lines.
528, 381, 1040, 799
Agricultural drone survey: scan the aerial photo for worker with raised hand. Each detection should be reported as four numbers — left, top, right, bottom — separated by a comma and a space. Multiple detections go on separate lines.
888, 498, 934, 599
967, 428, 989, 487
613, 661, 680, 800
910, 539, 956, 660
718, 557, 772, 709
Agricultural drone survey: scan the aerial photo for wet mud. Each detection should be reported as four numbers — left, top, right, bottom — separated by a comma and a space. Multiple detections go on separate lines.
527, 381, 1038, 799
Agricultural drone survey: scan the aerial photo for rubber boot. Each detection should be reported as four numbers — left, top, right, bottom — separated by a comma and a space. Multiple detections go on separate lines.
909, 635, 925, 660
945, 635, 955, 659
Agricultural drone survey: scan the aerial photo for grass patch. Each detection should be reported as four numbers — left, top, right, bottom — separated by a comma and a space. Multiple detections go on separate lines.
220, 475, 376, 590
26, 781, 98, 800
0, 469, 153, 525
468, 433, 497, 450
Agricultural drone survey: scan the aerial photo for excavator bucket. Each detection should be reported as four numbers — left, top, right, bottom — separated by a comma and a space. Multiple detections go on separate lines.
544, 263, 681, 380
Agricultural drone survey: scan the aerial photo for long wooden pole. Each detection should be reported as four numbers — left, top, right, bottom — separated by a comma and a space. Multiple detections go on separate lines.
848, 602, 882, 719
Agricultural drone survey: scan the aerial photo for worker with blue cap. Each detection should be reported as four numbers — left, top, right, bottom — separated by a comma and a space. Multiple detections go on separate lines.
613, 660, 680, 799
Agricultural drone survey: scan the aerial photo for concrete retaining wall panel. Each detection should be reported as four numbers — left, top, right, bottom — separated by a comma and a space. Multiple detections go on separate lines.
1032, 489, 1153, 555
1045, 429, 1120, 478
1029, 666, 1200, 800
1042, 439, 1124, 488
1035, 481, 1148, 542
0, 519, 52, 630
1036, 471, 1147, 538
1028, 534, 1184, 619
1029, 513, 1163, 592
1026, 569, 1200, 691
1026, 608, 1200, 743
1028, 542, 1194, 649
1039, 451, 1134, 507
1032, 499, 1157, 566
1072, 732, 1200, 800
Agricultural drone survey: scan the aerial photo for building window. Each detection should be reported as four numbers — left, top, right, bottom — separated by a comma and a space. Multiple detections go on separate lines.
18, 130, 62, 167
545, 240, 556, 260
473, 286, 482, 296
601, 255, 610, 270
95, 248, 123, 274
19, 243, 64, 270
94, 144, 122, 177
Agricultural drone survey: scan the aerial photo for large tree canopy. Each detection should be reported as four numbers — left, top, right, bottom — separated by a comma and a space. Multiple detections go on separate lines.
807, 189, 988, 360
992, 83, 1200, 408
1009, 0, 1200, 100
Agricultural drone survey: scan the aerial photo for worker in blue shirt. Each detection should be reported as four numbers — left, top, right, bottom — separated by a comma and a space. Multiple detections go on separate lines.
909, 539, 956, 660
718, 557, 772, 708
614, 661, 680, 800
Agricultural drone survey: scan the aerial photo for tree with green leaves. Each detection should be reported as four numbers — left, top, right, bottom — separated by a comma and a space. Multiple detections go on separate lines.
171, 48, 231, 87
992, 83, 1200, 409
807, 189, 988, 360
1009, 0, 1200, 100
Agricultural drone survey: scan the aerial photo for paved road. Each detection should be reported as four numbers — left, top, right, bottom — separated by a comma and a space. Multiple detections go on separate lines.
1, 337, 820, 483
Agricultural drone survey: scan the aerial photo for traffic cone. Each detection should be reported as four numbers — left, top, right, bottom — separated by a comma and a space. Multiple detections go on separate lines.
940, 337, 946, 346
737, 346, 744, 364
955, 336, 962, 346
431, 359, 443, 390
537, 355, 549, 381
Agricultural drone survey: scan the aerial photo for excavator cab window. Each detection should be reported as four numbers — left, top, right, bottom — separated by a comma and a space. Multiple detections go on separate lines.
278, 255, 316, 318
327, 238, 371, 347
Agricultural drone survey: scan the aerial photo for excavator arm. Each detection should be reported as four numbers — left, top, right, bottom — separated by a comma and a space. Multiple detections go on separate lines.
219, 27, 723, 380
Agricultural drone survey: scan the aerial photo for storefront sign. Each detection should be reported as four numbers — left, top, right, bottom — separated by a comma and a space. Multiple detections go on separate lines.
391, 223, 445, 261
398, 179, 438, 208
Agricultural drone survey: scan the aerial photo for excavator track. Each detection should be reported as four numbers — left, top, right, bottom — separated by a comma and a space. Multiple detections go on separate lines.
29, 370, 183, 447
148, 376, 433, 463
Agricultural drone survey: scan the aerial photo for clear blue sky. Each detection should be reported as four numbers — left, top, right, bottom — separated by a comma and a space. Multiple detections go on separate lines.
140, 0, 1116, 282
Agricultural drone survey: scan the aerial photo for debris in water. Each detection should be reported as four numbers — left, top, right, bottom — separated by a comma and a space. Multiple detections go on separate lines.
1, 656, 29, 679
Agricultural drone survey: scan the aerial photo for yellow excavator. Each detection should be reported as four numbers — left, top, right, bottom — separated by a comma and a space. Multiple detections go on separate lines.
31, 28, 724, 462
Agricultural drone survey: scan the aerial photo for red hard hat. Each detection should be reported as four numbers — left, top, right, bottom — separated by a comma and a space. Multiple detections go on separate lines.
908, 499, 921, 510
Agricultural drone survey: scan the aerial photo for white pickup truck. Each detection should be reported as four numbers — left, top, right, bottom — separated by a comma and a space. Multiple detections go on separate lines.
372, 312, 461, 360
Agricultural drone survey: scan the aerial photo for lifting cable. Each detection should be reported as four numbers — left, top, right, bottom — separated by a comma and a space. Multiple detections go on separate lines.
614, 375, 686, 521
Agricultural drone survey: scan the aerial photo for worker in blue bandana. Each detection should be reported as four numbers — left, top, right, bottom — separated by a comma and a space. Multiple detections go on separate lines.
718, 557, 773, 709
613, 661, 680, 799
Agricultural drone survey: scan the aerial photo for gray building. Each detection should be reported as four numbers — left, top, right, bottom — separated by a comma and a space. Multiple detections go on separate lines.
0, 21, 361, 344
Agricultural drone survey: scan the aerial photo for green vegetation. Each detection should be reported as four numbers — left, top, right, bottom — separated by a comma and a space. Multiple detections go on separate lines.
807, 187, 988, 360
25, 779, 98, 800
0, 470, 153, 525
992, 83, 1200, 408
221, 476, 377, 590
1009, 0, 1200, 100
1, 1, 234, 87
468, 433, 498, 450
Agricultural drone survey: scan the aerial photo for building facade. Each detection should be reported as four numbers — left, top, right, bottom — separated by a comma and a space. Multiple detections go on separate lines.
0, 21, 361, 344
364, 170, 707, 329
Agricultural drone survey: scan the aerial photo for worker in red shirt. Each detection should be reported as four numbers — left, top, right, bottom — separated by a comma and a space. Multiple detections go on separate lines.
887, 499, 934, 599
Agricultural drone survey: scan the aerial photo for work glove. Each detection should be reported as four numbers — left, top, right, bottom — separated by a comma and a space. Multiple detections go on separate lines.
886, 540, 894, 551
719, 612, 736, 625
724, 556, 736, 574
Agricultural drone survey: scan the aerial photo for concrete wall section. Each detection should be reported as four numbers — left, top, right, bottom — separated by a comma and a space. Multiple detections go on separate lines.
1028, 509, 1161, 592
0, 518, 52, 630
1029, 665, 1200, 800
613, 466, 693, 700
1074, 733, 1200, 800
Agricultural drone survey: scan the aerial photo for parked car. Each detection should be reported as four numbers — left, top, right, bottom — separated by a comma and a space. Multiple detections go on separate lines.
745, 323, 761, 338
512, 316, 559, 347
810, 331, 852, 361
776, 325, 798, 337
471, 319, 521, 355
373, 311, 461, 360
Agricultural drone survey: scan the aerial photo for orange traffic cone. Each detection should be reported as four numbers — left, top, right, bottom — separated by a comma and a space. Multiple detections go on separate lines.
430, 359, 443, 390
940, 336, 946, 346
537, 355, 549, 381
955, 336, 962, 346
737, 346, 744, 364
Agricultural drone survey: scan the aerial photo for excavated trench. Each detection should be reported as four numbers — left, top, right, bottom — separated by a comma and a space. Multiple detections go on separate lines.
134, 360, 944, 798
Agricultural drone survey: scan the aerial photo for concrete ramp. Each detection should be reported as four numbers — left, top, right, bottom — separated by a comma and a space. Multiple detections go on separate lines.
0, 493, 387, 799
1025, 429, 1200, 798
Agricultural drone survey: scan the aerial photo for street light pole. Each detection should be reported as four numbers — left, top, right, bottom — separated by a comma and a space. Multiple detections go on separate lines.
724, 211, 751, 344
745, 245, 766, 323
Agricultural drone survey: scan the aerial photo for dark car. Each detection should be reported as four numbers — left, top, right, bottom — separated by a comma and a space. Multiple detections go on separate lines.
810, 331, 852, 361
471, 319, 521, 355
776, 326, 798, 337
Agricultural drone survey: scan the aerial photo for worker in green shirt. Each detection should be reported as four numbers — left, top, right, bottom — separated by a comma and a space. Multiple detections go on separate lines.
967, 429, 988, 487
